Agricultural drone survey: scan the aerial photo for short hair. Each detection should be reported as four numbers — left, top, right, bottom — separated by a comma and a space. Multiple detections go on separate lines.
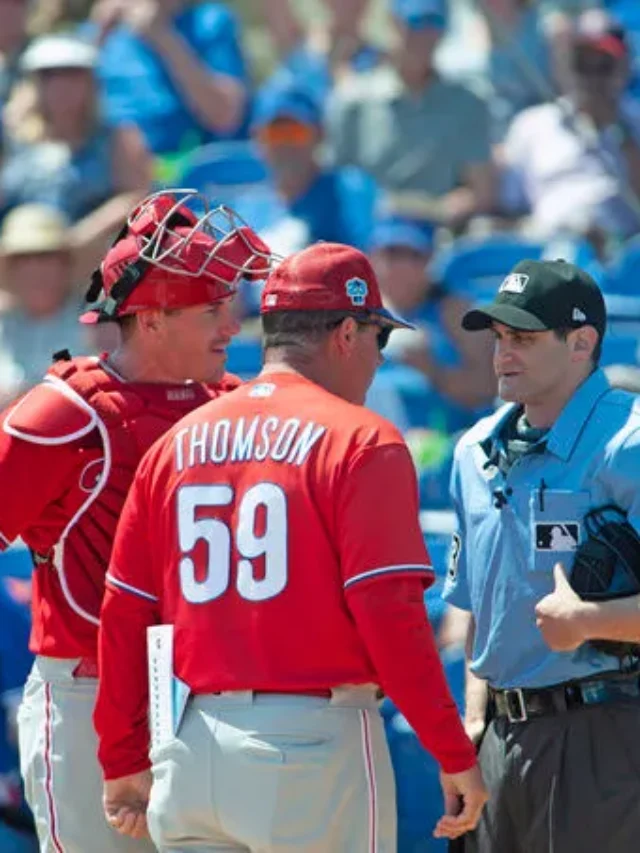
114, 313, 137, 340
262, 310, 362, 351
554, 326, 602, 367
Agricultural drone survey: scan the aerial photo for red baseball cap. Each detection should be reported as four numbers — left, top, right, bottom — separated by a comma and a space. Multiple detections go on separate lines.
260, 242, 414, 329
574, 12, 628, 59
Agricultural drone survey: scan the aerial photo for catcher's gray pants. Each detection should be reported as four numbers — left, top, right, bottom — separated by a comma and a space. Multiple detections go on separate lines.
17, 656, 156, 853
147, 687, 396, 853
464, 697, 640, 853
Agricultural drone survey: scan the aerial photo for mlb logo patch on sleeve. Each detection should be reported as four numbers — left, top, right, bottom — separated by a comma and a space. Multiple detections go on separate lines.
535, 523, 579, 551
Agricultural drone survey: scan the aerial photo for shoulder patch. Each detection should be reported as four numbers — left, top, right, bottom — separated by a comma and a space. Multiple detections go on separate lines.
447, 532, 462, 582
3, 378, 97, 445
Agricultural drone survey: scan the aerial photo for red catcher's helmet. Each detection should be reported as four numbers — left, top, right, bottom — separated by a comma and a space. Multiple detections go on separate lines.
80, 189, 274, 324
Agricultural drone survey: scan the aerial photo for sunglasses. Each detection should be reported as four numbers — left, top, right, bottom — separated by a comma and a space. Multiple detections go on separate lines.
256, 120, 316, 147
326, 315, 392, 352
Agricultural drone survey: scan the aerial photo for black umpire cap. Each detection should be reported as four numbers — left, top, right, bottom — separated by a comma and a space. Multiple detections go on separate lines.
462, 259, 606, 340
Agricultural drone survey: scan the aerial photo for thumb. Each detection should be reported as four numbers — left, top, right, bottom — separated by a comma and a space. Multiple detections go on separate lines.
553, 562, 570, 588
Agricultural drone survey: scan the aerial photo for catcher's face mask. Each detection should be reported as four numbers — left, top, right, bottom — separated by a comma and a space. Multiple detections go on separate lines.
81, 189, 275, 324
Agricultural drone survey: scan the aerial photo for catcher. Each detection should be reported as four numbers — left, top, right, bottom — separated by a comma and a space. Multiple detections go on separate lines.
0, 189, 272, 853
444, 258, 640, 853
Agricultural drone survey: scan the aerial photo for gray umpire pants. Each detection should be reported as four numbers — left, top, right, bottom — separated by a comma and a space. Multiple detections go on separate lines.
464, 698, 640, 853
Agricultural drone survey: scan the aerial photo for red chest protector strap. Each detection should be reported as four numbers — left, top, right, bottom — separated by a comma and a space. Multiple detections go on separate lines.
3, 357, 240, 447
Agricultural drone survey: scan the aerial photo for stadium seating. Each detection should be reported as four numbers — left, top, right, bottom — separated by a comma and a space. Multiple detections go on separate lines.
432, 233, 602, 302
431, 235, 545, 301
178, 141, 287, 233
0, 545, 32, 580
225, 335, 263, 380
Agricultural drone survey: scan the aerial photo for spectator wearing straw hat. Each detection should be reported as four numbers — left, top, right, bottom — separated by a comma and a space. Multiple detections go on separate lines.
0, 204, 105, 405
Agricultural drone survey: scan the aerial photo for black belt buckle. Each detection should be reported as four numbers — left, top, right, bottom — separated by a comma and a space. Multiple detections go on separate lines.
504, 688, 528, 722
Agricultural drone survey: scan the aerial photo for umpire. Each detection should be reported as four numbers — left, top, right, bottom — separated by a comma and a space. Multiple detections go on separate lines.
444, 259, 640, 853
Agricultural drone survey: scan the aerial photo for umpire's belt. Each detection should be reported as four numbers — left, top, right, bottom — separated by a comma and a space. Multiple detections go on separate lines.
490, 670, 640, 723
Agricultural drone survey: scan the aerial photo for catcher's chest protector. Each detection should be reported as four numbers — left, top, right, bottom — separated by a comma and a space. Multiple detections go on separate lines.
11, 357, 219, 625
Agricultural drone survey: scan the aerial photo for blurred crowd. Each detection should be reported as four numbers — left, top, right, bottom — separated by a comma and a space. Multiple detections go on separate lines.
1, 0, 640, 850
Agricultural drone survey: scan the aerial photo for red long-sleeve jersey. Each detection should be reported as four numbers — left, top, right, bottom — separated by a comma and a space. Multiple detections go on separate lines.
95, 372, 476, 778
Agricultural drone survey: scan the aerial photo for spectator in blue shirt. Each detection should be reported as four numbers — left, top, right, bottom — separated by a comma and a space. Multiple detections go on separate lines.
92, 0, 249, 163
252, 77, 377, 253
369, 212, 496, 431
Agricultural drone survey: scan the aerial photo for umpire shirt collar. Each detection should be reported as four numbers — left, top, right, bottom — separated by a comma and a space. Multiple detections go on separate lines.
472, 369, 612, 462
544, 368, 611, 461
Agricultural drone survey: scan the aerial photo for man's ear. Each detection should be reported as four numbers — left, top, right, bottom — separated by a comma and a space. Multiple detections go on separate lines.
332, 316, 359, 356
571, 326, 598, 361
136, 309, 163, 334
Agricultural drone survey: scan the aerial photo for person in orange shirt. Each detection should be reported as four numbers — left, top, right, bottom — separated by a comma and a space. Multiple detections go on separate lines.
95, 241, 488, 851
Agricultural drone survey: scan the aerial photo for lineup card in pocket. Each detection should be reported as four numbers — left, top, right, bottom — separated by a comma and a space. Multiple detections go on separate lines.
147, 624, 192, 750
147, 624, 191, 752
148, 625, 174, 751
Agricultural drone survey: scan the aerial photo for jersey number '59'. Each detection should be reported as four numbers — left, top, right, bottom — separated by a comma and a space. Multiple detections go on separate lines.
177, 483, 288, 604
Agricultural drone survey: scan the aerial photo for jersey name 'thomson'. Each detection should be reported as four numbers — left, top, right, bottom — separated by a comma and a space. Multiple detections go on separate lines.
174, 415, 327, 471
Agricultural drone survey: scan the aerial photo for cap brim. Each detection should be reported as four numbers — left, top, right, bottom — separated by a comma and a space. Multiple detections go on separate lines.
370, 306, 415, 330
462, 303, 549, 332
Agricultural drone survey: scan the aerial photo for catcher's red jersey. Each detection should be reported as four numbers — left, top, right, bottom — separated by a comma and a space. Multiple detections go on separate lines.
0, 357, 239, 659
103, 372, 433, 698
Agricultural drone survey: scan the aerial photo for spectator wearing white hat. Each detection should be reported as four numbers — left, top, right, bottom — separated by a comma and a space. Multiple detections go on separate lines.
1, 33, 151, 249
0, 204, 113, 407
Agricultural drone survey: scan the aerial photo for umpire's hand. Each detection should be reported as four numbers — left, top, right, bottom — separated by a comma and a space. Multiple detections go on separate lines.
535, 563, 591, 652
103, 770, 152, 840
434, 765, 489, 840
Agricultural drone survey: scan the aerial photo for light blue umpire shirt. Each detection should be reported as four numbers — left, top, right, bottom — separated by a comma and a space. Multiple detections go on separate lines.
443, 368, 640, 689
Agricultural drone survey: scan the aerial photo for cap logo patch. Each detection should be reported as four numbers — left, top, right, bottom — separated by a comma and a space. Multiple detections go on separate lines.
345, 277, 368, 307
572, 307, 587, 322
265, 294, 278, 307
499, 273, 529, 294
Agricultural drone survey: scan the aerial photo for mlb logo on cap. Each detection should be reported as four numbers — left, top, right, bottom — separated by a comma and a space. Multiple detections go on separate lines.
499, 273, 529, 294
